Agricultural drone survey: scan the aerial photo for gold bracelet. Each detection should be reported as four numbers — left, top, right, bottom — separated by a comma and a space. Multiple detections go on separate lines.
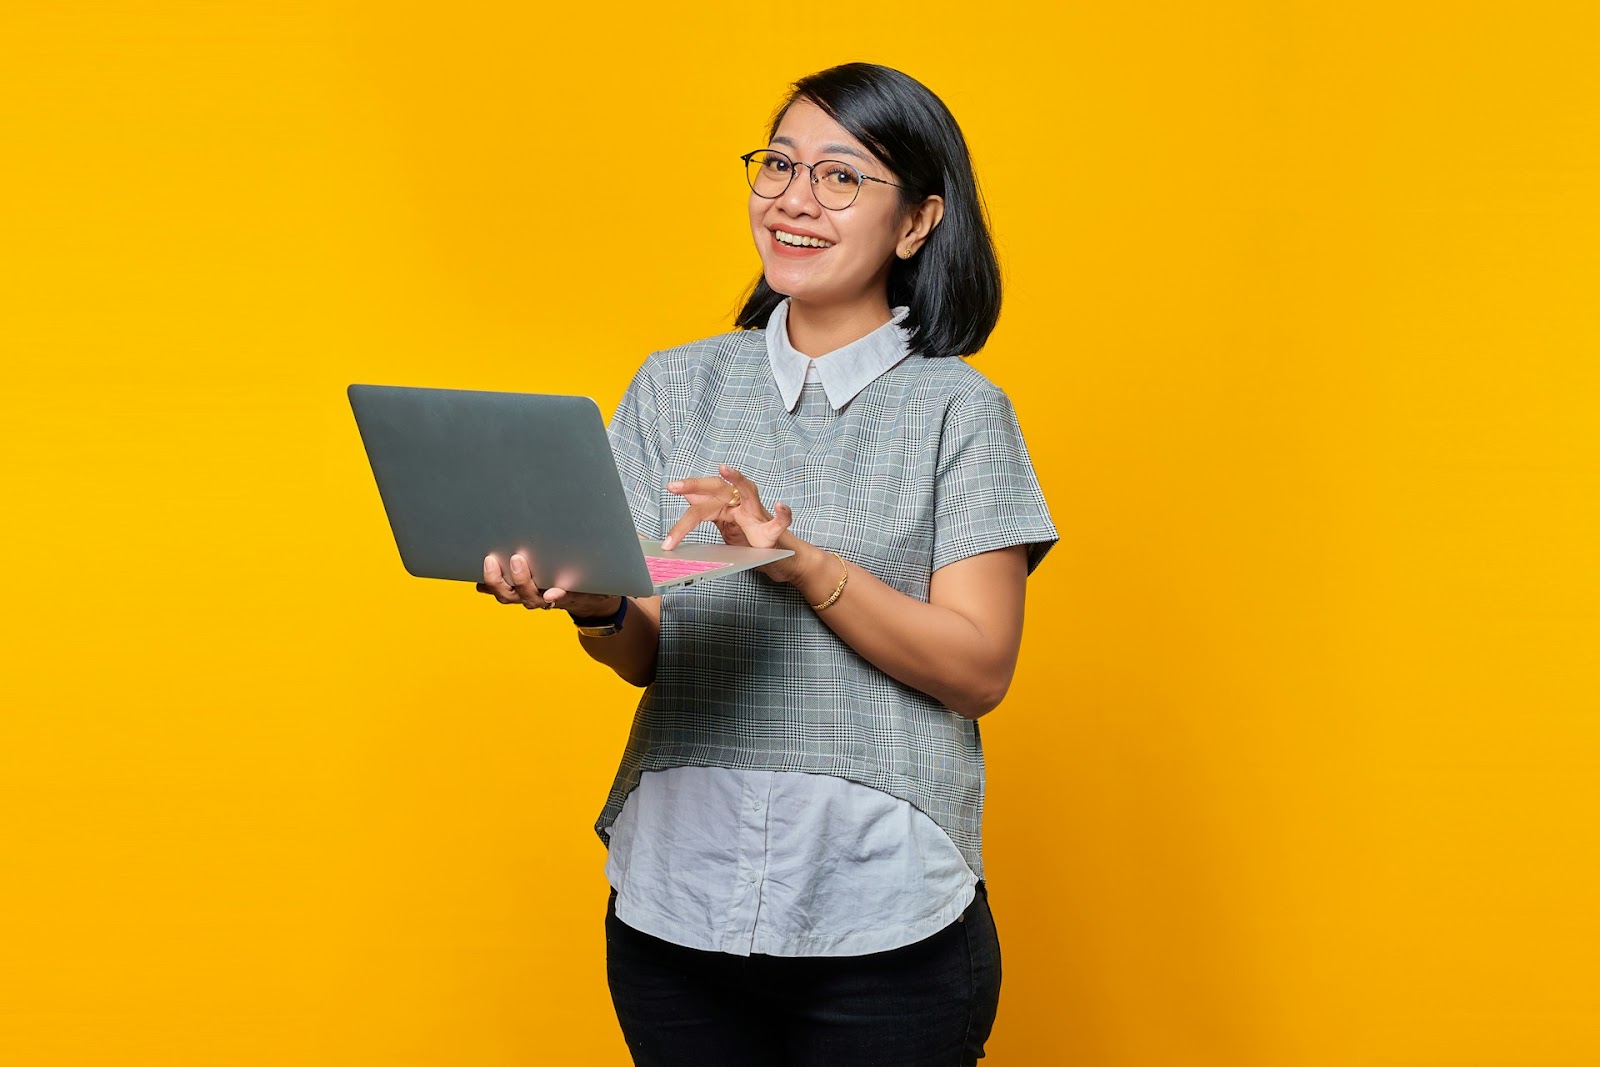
810, 552, 849, 612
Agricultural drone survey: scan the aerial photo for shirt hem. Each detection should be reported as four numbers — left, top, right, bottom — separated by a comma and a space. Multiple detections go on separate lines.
609, 880, 977, 959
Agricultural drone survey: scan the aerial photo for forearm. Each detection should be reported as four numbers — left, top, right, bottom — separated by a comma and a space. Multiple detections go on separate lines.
785, 543, 1026, 719
575, 596, 661, 687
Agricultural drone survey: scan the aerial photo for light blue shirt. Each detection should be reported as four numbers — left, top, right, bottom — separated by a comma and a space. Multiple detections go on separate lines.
606, 767, 976, 957
606, 302, 976, 957
600, 298, 1056, 956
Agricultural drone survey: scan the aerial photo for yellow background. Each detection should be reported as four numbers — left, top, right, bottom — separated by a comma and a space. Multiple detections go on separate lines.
3, 2, 1596, 1064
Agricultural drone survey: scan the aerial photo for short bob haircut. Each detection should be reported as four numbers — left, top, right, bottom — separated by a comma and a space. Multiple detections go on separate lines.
735, 63, 1002, 360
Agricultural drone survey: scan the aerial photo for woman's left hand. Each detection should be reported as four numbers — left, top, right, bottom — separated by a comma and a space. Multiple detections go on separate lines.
661, 464, 806, 583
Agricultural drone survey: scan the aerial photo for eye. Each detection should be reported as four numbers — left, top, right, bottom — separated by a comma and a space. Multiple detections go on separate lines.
816, 162, 862, 187
760, 154, 792, 174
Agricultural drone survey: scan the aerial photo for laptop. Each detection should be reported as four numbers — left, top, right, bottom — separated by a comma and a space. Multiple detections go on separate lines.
348, 384, 793, 597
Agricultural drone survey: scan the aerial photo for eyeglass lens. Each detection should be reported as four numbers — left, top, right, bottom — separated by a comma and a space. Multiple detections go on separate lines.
744, 151, 866, 210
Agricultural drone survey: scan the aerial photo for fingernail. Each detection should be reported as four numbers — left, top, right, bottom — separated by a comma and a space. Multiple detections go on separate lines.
667, 481, 683, 491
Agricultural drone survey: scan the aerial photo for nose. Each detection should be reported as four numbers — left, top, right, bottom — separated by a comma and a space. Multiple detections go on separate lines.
775, 163, 822, 217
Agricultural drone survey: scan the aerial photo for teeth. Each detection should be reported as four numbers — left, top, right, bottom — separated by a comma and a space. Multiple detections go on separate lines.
775, 230, 833, 248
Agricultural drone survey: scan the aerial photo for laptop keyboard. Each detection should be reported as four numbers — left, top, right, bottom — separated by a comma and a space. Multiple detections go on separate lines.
644, 556, 728, 584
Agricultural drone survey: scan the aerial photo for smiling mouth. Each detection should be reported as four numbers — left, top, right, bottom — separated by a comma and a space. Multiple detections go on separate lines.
773, 230, 834, 249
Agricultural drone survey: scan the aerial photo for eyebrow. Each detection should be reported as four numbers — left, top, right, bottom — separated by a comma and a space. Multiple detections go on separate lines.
771, 135, 875, 164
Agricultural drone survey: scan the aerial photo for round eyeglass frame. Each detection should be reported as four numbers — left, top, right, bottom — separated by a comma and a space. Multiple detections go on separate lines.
740, 149, 901, 211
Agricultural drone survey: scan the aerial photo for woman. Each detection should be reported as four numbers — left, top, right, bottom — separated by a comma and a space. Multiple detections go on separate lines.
480, 63, 1055, 1066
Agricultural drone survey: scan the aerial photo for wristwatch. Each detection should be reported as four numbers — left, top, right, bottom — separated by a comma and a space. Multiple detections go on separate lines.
572, 596, 628, 637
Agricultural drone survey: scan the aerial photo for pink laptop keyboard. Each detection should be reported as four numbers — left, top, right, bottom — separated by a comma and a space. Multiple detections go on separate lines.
644, 556, 728, 584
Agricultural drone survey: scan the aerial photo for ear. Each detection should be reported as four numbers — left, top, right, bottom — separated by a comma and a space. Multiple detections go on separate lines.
896, 195, 945, 259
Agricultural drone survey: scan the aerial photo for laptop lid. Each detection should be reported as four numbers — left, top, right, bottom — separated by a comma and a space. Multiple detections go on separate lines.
348, 384, 790, 597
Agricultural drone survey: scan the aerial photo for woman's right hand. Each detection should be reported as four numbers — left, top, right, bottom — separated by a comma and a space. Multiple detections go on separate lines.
477, 554, 623, 618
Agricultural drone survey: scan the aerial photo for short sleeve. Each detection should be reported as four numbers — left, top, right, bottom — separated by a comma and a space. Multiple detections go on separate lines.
932, 386, 1058, 574
606, 359, 669, 540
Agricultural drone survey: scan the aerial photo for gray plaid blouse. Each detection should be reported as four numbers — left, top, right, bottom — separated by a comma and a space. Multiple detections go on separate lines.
595, 319, 1057, 876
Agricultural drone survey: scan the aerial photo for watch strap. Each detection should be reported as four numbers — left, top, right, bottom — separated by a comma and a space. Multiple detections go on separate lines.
572, 596, 628, 637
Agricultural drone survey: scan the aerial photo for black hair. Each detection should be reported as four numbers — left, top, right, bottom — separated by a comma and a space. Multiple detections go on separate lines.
734, 63, 1002, 359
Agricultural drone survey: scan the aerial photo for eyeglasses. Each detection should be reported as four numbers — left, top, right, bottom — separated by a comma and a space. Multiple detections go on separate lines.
740, 149, 900, 211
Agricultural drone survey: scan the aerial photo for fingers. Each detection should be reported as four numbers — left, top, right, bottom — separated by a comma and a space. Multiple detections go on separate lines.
668, 473, 760, 514
661, 499, 724, 550
544, 587, 587, 611
480, 554, 552, 609
507, 555, 554, 609
480, 555, 518, 602
667, 474, 736, 500
547, 590, 630, 619
745, 500, 793, 545
719, 465, 759, 498
737, 499, 792, 550
480, 557, 624, 617
663, 468, 768, 550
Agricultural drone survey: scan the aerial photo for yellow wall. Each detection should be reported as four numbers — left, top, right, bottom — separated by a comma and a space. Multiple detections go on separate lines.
3, 2, 1596, 1064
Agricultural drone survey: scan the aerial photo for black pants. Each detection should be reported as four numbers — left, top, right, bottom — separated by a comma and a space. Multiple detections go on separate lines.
606, 883, 1001, 1066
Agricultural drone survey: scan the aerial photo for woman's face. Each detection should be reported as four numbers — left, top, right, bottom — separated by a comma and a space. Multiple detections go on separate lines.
748, 98, 907, 311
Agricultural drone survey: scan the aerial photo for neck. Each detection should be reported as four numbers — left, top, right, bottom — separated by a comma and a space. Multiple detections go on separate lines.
784, 295, 894, 358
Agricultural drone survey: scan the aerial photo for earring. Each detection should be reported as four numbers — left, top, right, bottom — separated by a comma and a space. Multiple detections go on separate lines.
898, 247, 914, 260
